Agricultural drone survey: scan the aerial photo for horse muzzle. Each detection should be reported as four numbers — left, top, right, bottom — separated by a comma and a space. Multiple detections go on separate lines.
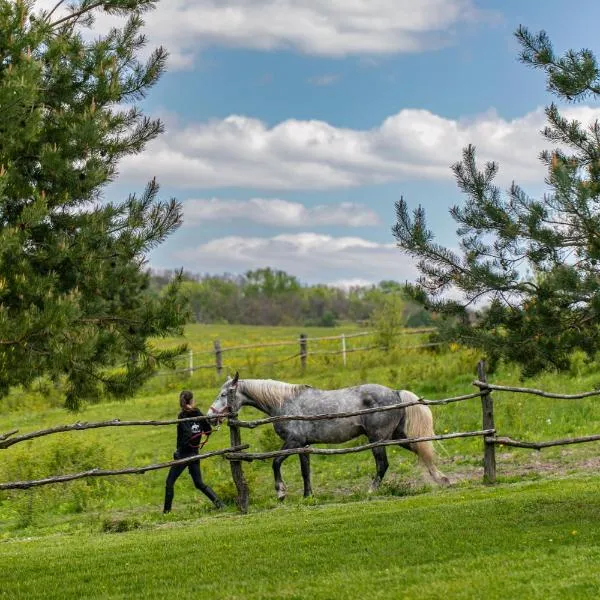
207, 406, 230, 426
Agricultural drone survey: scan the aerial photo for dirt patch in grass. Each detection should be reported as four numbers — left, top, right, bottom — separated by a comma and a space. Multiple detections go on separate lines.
438, 446, 600, 486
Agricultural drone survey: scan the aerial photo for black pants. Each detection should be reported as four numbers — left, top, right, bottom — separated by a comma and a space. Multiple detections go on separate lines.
163, 454, 222, 512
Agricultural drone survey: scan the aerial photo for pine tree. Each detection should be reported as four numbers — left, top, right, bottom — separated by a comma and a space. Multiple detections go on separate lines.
0, 0, 189, 408
393, 26, 600, 377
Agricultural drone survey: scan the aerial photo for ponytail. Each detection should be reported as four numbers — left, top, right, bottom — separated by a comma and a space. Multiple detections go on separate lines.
179, 390, 194, 410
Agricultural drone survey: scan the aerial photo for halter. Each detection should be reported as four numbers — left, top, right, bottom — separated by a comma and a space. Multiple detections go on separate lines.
209, 404, 234, 427
212, 405, 232, 417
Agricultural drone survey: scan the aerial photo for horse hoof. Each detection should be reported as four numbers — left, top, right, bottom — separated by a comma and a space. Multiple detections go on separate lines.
277, 492, 286, 501
440, 476, 451, 486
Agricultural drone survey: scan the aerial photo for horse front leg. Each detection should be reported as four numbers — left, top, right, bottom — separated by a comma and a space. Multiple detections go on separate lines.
299, 453, 312, 498
368, 446, 389, 493
273, 440, 299, 501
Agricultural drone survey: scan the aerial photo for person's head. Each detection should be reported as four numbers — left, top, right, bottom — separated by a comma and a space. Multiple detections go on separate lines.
179, 390, 196, 411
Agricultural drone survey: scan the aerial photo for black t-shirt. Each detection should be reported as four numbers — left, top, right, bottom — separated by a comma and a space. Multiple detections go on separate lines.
176, 408, 212, 454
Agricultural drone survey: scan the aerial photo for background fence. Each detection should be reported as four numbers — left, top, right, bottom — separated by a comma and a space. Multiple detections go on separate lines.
155, 327, 441, 376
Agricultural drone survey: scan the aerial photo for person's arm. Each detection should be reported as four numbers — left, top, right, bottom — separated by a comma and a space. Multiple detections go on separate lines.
200, 410, 213, 434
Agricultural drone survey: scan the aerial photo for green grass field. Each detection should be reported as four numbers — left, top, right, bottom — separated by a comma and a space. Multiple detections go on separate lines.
2, 324, 600, 598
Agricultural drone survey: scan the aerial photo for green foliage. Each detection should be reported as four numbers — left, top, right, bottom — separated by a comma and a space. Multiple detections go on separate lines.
393, 27, 600, 377
154, 269, 431, 327
0, 1, 188, 408
0, 437, 126, 527
244, 267, 301, 297
257, 425, 283, 452
370, 293, 405, 350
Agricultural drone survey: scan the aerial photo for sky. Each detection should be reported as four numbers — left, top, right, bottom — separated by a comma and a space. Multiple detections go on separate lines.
41, 1, 600, 288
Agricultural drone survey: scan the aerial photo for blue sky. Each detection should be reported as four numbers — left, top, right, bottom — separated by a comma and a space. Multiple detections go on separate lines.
60, 0, 600, 286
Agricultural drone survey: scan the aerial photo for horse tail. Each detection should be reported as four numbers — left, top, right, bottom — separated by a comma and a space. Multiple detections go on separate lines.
400, 390, 450, 486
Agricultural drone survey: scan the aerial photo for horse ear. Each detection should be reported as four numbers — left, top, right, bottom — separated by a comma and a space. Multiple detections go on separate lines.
231, 371, 239, 387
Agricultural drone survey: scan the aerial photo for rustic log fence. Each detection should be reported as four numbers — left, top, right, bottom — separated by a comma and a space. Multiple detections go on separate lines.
3, 359, 600, 510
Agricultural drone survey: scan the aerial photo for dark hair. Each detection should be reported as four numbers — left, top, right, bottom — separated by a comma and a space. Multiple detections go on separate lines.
179, 390, 194, 410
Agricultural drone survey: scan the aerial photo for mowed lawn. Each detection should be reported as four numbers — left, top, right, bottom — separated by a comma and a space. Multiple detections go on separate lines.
2, 476, 600, 600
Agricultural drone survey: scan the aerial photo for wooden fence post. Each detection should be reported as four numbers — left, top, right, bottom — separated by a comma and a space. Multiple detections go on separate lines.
227, 386, 249, 513
299, 333, 307, 371
214, 340, 222, 376
477, 359, 496, 484
341, 333, 347, 367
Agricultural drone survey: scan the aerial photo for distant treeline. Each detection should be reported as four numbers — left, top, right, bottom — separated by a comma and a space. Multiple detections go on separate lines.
150, 267, 435, 328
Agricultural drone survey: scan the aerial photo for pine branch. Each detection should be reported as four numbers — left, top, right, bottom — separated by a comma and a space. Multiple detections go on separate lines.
46, 0, 67, 21
49, 0, 105, 28
516, 25, 600, 101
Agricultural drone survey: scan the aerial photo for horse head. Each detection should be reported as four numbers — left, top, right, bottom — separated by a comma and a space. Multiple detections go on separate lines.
207, 371, 240, 425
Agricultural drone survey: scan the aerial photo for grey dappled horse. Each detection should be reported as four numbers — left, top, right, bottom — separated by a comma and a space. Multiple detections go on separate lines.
207, 373, 449, 500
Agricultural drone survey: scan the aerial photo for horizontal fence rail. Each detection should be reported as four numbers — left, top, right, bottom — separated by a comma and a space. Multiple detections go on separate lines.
489, 434, 600, 450
473, 381, 600, 400
226, 430, 495, 462
230, 391, 485, 429
0, 414, 217, 450
306, 341, 444, 357
0, 392, 484, 448
0, 445, 249, 491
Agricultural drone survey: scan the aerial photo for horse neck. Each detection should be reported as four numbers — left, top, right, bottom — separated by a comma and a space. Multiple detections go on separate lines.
238, 395, 280, 416
238, 380, 293, 416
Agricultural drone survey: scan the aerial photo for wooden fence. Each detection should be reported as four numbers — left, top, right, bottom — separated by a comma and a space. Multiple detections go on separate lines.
155, 328, 441, 376
3, 360, 600, 513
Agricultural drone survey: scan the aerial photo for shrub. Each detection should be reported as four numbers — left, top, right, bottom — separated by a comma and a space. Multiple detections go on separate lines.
0, 438, 126, 528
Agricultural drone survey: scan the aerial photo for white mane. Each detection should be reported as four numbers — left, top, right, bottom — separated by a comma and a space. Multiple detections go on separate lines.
240, 379, 311, 409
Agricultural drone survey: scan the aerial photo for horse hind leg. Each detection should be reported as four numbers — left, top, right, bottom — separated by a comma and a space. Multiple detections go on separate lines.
411, 440, 450, 486
368, 446, 389, 493
299, 454, 312, 498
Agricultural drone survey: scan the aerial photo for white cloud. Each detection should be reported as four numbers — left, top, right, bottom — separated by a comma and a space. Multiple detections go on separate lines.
34, 0, 496, 68
329, 278, 375, 290
308, 74, 341, 86
172, 233, 417, 284
118, 105, 600, 190
182, 198, 380, 227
